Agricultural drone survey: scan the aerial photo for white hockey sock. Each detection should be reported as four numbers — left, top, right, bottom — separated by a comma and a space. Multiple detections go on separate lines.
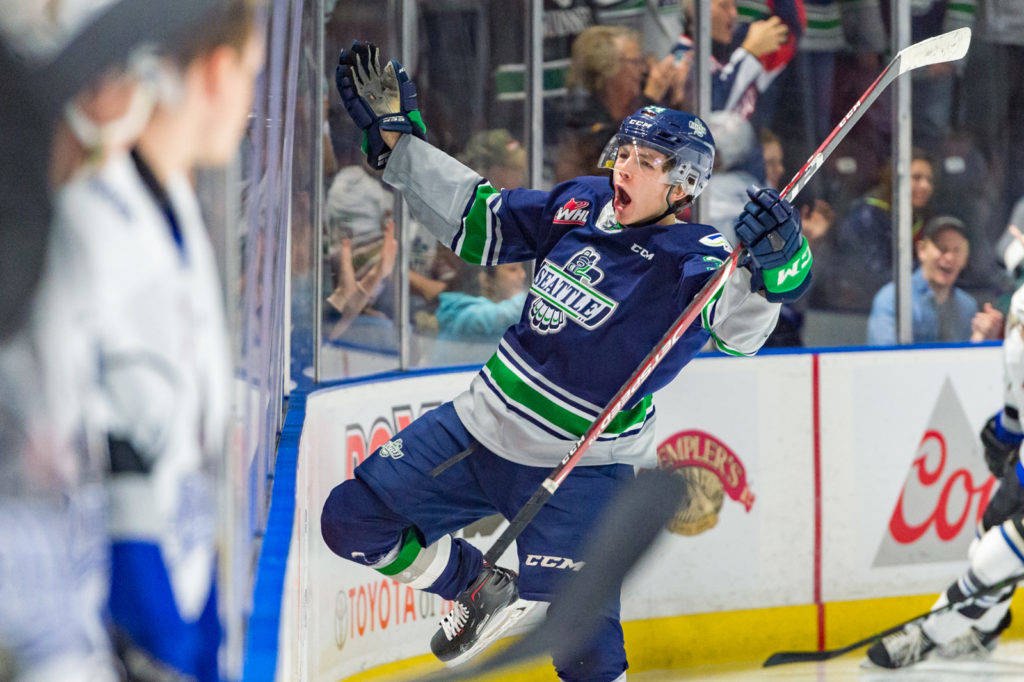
922, 521, 1022, 645
372, 531, 454, 589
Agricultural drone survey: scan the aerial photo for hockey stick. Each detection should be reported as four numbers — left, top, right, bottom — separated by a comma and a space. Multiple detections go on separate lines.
763, 569, 1024, 667
482, 26, 972, 568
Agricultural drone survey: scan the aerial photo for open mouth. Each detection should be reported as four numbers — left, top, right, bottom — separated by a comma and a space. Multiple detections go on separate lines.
614, 185, 632, 213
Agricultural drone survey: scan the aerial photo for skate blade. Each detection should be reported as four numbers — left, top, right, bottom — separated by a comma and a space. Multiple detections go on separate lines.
445, 599, 537, 668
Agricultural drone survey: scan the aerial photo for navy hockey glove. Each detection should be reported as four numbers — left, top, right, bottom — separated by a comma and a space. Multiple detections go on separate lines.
735, 186, 812, 303
336, 41, 427, 170
980, 412, 1023, 478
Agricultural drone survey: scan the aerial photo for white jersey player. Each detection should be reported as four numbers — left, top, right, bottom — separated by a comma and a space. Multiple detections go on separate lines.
0, 1, 196, 677
867, 285, 1024, 668
0, 206, 113, 681
58, 147, 230, 669
53, 4, 262, 677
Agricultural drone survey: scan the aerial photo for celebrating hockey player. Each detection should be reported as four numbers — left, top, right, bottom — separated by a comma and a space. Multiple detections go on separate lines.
321, 41, 812, 680
866, 284, 1024, 669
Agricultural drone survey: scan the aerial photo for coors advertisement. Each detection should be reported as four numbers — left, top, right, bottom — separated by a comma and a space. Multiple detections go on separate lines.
873, 378, 997, 567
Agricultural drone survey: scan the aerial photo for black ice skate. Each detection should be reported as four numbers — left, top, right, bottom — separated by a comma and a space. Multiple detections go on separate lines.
865, 622, 936, 668
939, 610, 1013, 659
430, 564, 533, 666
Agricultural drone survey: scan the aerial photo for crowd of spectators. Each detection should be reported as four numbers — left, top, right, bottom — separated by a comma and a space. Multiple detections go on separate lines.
320, 0, 1024, 375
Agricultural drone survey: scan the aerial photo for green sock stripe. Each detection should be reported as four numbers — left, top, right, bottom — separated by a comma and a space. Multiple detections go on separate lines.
376, 529, 423, 576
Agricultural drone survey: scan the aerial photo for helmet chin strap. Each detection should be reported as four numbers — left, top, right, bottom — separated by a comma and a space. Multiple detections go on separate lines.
609, 174, 692, 228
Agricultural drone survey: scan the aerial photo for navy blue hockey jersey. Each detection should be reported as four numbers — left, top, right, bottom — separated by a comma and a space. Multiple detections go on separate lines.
384, 136, 779, 467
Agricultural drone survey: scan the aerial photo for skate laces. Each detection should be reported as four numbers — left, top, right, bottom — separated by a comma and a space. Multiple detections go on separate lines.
440, 602, 470, 640
939, 629, 991, 659
883, 624, 932, 665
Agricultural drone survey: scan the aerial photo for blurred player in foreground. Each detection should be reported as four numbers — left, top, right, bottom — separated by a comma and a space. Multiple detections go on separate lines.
0, 0, 228, 677
866, 250, 1024, 669
320, 41, 812, 680
54, 1, 263, 678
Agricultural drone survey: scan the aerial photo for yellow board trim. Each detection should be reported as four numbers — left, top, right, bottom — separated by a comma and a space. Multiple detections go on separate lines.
340, 594, 1024, 680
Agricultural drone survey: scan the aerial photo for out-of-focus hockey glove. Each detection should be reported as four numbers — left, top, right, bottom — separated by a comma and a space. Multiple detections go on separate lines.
980, 412, 1023, 478
735, 186, 812, 303
336, 41, 427, 170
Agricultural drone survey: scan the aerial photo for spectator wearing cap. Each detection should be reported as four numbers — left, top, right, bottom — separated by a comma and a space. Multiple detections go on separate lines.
867, 216, 1004, 345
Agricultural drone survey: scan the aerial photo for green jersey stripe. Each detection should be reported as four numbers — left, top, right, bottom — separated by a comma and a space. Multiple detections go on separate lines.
458, 183, 500, 265
498, 340, 603, 412
495, 350, 596, 422
485, 355, 652, 437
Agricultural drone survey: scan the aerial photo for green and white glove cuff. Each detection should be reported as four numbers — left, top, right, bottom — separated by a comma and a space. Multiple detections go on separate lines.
757, 237, 812, 303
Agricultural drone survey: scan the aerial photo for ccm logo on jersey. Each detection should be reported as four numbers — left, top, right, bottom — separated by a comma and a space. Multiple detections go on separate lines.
631, 243, 654, 260
553, 198, 591, 225
524, 555, 585, 571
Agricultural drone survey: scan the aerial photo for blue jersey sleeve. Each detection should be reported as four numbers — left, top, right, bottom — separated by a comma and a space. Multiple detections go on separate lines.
451, 184, 551, 266
674, 252, 721, 309
382, 135, 559, 267
673, 232, 780, 356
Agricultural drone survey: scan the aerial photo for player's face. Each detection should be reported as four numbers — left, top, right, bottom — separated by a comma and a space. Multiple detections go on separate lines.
52, 71, 147, 184
611, 142, 681, 225
916, 228, 968, 291
910, 159, 934, 209
196, 29, 265, 166
710, 0, 738, 44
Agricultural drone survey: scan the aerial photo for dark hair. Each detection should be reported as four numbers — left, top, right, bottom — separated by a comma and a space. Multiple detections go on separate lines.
168, 0, 258, 67
873, 147, 934, 201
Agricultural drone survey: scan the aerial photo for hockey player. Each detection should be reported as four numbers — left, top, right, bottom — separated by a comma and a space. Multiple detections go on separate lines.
321, 42, 812, 680
54, 2, 262, 678
866, 284, 1024, 669
0, 2, 239, 678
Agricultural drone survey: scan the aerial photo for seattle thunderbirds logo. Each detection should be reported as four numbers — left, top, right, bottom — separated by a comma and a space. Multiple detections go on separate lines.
529, 248, 618, 334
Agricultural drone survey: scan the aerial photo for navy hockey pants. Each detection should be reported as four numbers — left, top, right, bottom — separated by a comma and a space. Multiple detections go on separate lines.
321, 401, 632, 681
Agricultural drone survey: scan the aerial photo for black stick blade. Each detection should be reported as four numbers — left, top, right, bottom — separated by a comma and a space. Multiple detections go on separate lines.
763, 649, 843, 667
